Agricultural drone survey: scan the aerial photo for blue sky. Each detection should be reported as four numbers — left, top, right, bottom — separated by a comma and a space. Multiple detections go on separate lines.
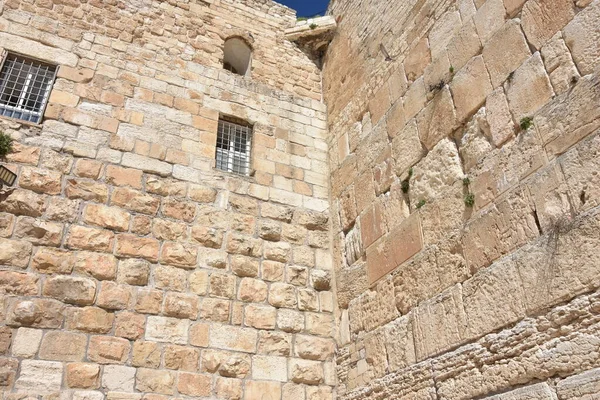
278, 0, 330, 17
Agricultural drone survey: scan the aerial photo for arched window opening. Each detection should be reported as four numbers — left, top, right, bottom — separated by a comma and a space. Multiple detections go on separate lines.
223, 37, 252, 77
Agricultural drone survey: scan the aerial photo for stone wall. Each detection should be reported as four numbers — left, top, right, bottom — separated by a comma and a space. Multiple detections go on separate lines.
324, 0, 600, 398
0, 0, 336, 399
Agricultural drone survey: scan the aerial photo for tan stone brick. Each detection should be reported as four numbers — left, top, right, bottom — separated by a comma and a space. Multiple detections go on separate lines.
74, 251, 117, 280
506, 52, 554, 121
6, 298, 65, 329
177, 372, 211, 396
102, 364, 136, 392
84, 204, 131, 232
114, 311, 145, 340
0, 189, 46, 218
295, 335, 335, 361
104, 165, 143, 189
14, 216, 63, 247
226, 233, 263, 257
209, 273, 236, 299
39, 331, 87, 361
189, 322, 209, 347
522, 0, 575, 50
67, 225, 115, 252
112, 187, 160, 215
136, 368, 175, 395
483, 20, 532, 87
245, 304, 277, 330
404, 38, 431, 82
238, 278, 268, 302
65, 179, 109, 203
132, 341, 161, 368
154, 264, 187, 292
450, 55, 493, 123
160, 242, 198, 268
58, 66, 94, 83
43, 275, 96, 305
49, 89, 80, 107
96, 281, 133, 310
88, 336, 131, 364
11, 327, 42, 358
306, 313, 333, 337
189, 184, 217, 203
215, 377, 243, 400
269, 283, 297, 309
68, 306, 114, 334
209, 324, 257, 353
163, 292, 199, 319
66, 363, 100, 389
162, 198, 196, 222
164, 345, 199, 371
0, 238, 32, 269
0, 212, 14, 238
146, 316, 189, 344
6, 143, 40, 165
245, 380, 281, 400
15, 359, 63, 392
262, 260, 285, 282
116, 234, 160, 262
0, 270, 38, 296
74, 159, 103, 179
200, 297, 231, 323
289, 359, 324, 385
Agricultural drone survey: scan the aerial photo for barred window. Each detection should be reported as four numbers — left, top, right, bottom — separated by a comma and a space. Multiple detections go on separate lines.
215, 117, 252, 176
0, 53, 57, 124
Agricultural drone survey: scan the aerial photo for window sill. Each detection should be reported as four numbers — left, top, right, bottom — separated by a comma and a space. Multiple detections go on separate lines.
0, 115, 43, 129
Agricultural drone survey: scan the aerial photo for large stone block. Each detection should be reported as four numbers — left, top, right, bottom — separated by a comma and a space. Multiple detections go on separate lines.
43, 275, 96, 306
209, 325, 257, 353
15, 360, 63, 393
146, 316, 189, 344
450, 55, 493, 123
522, 0, 575, 50
563, 1, 600, 76
482, 20, 531, 87
506, 52, 554, 121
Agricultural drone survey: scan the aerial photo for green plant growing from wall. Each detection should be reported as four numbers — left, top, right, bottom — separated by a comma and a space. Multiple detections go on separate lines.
464, 193, 475, 207
416, 199, 426, 209
520, 116, 534, 131
297, 17, 308, 22
449, 66, 455, 74
463, 177, 471, 186
0, 132, 13, 158
309, 23, 318, 30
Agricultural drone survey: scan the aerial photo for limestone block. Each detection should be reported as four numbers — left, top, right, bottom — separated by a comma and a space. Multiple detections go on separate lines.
383, 316, 416, 372
416, 86, 459, 149
485, 87, 515, 147
483, 20, 531, 87
68, 307, 114, 334
43, 275, 96, 306
132, 341, 161, 368
428, 10, 461, 60
163, 292, 199, 319
368, 83, 391, 126
404, 38, 431, 82
19, 167, 62, 195
115, 234, 159, 262
269, 282, 297, 308
462, 257, 527, 341
135, 368, 175, 395
290, 359, 324, 385
12, 328, 43, 358
504, 0, 527, 16
0, 238, 32, 269
154, 265, 186, 292
0, 189, 46, 218
15, 360, 63, 393
122, 153, 171, 176
65, 179, 109, 203
506, 52, 554, 121
561, 133, 600, 213
413, 284, 467, 361
484, 383, 557, 399
14, 217, 63, 246
177, 372, 211, 396
403, 77, 427, 120
66, 363, 101, 389
258, 331, 292, 356
411, 138, 464, 205
524, 163, 572, 232
72, 390, 105, 400
462, 187, 538, 271
117, 259, 150, 286
164, 345, 199, 371
447, 19, 482, 72
0, 32, 77, 66
392, 242, 469, 315
160, 242, 198, 268
6, 298, 65, 329
450, 55, 493, 123
88, 336, 131, 364
215, 376, 243, 399
474, 0, 507, 45
74, 252, 117, 281
111, 187, 160, 215
423, 51, 452, 93
391, 119, 425, 176
294, 335, 335, 361
102, 365, 135, 392
277, 309, 305, 333
459, 109, 494, 173
245, 380, 281, 400
145, 316, 189, 344
209, 324, 257, 353
96, 282, 132, 310
522, 0, 575, 50
200, 298, 230, 323
238, 278, 268, 302
115, 311, 145, 340
201, 348, 250, 378
535, 71, 600, 158
557, 368, 600, 399
84, 204, 131, 232
67, 225, 114, 252
563, 1, 600, 76
245, 304, 277, 330
252, 355, 288, 382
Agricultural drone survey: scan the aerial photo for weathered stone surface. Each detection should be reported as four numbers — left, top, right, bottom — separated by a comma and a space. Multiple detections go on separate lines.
39, 331, 87, 362
67, 363, 101, 389
135, 368, 176, 395
88, 336, 131, 364
12, 327, 43, 358
43, 275, 96, 306
482, 20, 532, 87
15, 360, 63, 393
506, 52, 554, 121
450, 55, 493, 123
146, 316, 189, 344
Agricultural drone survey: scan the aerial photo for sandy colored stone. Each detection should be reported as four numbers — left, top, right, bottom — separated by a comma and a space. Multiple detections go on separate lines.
43, 275, 96, 306
245, 380, 281, 400
450, 55, 493, 123
473, 0, 506, 45
66, 363, 101, 389
39, 331, 87, 361
563, 1, 600, 76
12, 327, 43, 358
506, 52, 554, 121
0, 238, 32, 269
15, 360, 63, 393
482, 20, 531, 87
135, 368, 176, 395
132, 341, 161, 368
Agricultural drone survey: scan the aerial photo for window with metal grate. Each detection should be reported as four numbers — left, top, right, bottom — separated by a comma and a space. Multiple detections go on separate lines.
215, 117, 253, 176
0, 53, 57, 124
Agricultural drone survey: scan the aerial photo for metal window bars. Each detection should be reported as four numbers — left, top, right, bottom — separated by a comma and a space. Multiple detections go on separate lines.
215, 118, 252, 176
0, 53, 57, 124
